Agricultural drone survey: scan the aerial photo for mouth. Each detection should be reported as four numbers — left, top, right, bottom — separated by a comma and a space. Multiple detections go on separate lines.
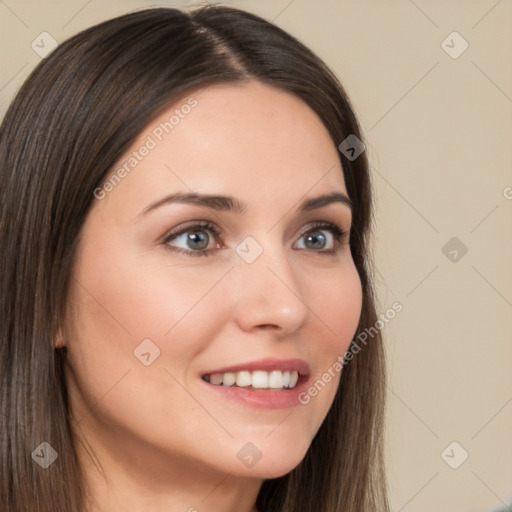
200, 357, 310, 391
200, 358, 311, 409
201, 369, 305, 390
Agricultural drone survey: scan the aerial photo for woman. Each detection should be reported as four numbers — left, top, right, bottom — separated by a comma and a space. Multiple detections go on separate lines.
0, 5, 388, 512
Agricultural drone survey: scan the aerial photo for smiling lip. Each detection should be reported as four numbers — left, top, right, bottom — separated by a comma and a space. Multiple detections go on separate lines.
202, 357, 310, 377
200, 357, 311, 410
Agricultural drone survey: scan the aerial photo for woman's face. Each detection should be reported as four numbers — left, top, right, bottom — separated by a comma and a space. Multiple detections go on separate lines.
61, 81, 362, 482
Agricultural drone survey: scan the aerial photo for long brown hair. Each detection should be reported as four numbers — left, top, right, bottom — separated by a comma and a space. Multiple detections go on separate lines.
0, 5, 388, 511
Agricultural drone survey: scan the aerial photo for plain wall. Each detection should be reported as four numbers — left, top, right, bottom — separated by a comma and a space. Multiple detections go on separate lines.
1, 1, 511, 511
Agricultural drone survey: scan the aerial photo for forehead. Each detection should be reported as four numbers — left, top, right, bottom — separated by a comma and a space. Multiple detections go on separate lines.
97, 81, 348, 216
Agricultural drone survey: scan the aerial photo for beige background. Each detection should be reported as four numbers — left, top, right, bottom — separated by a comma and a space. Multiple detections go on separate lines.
1, 1, 511, 510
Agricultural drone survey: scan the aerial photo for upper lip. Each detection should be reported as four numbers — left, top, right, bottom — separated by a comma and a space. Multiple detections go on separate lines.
202, 357, 310, 377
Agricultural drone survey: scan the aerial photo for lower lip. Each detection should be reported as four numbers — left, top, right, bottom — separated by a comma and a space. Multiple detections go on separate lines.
200, 376, 310, 409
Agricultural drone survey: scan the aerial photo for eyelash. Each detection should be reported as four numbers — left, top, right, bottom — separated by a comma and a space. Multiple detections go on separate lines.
162, 220, 349, 257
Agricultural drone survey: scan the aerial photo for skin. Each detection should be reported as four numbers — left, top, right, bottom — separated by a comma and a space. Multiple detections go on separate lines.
57, 81, 363, 512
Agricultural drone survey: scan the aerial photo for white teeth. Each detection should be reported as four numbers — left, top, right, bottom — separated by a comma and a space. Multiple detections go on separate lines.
204, 370, 300, 390
209, 373, 223, 385
268, 370, 283, 388
223, 372, 236, 386
236, 371, 252, 387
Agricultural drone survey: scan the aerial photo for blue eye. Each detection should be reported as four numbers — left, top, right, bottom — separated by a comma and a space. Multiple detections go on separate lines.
170, 230, 210, 250
294, 223, 347, 253
162, 221, 348, 257
163, 221, 222, 257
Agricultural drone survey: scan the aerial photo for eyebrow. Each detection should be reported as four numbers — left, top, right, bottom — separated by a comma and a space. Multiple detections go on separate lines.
140, 190, 352, 217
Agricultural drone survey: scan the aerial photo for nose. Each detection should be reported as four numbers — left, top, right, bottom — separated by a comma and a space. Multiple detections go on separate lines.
230, 243, 310, 335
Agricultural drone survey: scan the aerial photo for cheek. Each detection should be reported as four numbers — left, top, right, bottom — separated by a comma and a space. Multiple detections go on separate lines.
275, 261, 363, 440
63, 238, 232, 438
74, 228, 207, 333
309, 263, 363, 350
67, 233, 233, 380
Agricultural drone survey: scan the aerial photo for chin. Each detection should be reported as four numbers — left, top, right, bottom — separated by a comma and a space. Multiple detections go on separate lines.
227, 437, 311, 479
237, 454, 307, 479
